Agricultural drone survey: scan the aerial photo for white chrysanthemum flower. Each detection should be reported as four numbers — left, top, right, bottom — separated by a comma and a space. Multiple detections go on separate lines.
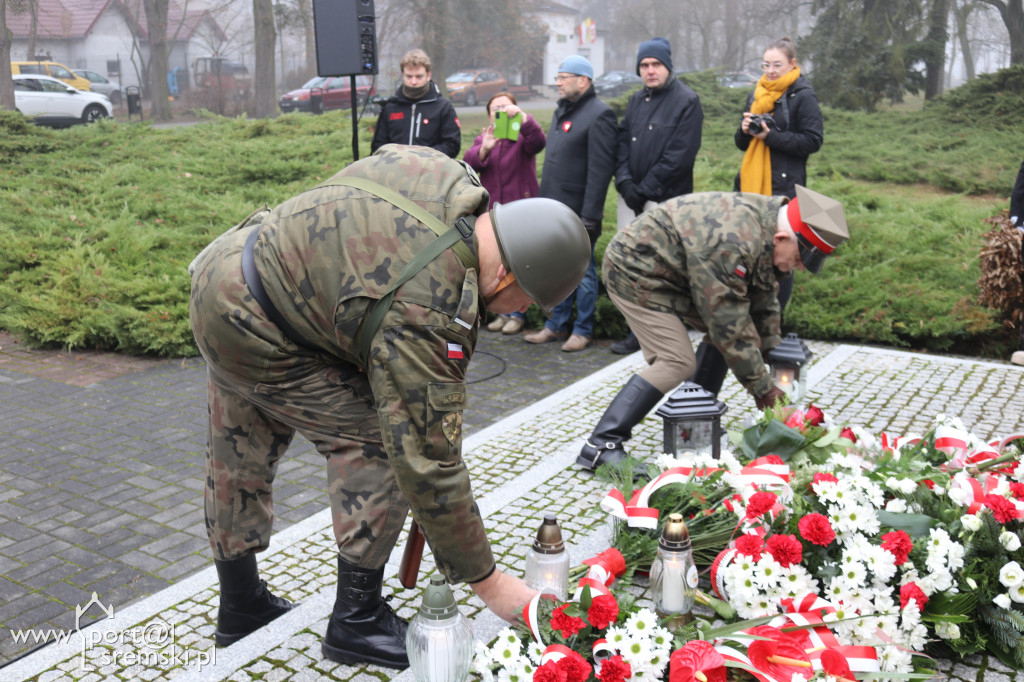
490, 631, 522, 665
624, 609, 658, 638
649, 625, 673, 651
524, 641, 544, 664
618, 636, 654, 666
473, 642, 496, 676
1000, 561, 1024, 588
602, 625, 630, 648
865, 545, 897, 586
718, 449, 743, 472
752, 556, 785, 591
878, 644, 915, 673
1001, 531, 1023, 552
961, 514, 984, 532
995, 593, 1013, 609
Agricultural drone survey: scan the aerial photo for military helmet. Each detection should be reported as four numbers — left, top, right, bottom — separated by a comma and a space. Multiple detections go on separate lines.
490, 198, 590, 314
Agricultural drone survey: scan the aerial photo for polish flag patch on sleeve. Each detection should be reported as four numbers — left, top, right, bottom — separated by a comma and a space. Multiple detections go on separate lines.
447, 342, 465, 359
734, 265, 748, 277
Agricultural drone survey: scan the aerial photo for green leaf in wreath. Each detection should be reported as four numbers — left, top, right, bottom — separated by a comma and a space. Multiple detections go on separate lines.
877, 510, 937, 537
753, 419, 807, 459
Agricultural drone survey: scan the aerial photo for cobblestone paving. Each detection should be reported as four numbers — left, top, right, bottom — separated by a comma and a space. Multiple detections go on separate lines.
2, 333, 1024, 680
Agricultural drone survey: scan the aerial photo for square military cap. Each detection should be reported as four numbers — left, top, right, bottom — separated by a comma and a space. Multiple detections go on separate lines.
787, 185, 850, 273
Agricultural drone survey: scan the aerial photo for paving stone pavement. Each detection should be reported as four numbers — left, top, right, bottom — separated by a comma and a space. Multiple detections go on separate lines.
1, 328, 1023, 681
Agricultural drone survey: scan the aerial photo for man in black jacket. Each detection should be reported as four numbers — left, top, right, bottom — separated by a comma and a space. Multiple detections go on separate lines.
370, 49, 461, 158
610, 37, 703, 355
524, 54, 617, 353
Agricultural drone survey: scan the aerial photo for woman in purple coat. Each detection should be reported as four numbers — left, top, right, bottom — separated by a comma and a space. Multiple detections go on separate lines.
465, 91, 546, 334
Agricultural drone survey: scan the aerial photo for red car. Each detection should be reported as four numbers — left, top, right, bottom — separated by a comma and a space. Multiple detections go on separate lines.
279, 75, 375, 113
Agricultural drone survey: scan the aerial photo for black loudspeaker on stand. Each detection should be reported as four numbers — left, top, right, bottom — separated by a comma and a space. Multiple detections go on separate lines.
311, 0, 378, 77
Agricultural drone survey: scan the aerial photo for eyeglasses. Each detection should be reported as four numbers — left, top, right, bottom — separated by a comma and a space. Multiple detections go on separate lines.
761, 61, 787, 71
554, 74, 581, 83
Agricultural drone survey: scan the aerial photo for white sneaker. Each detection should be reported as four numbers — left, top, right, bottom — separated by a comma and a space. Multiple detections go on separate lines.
1012, 350, 1024, 366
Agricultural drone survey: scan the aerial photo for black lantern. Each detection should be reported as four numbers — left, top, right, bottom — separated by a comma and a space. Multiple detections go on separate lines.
655, 382, 728, 458
766, 333, 813, 403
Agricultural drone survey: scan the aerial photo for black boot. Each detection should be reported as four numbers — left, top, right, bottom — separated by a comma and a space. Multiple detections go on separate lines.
689, 340, 729, 397
610, 330, 641, 355
321, 556, 409, 669
214, 553, 296, 647
577, 375, 664, 470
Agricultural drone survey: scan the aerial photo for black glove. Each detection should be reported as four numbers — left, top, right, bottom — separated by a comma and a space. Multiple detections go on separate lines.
618, 182, 647, 215
754, 386, 788, 410
581, 217, 601, 245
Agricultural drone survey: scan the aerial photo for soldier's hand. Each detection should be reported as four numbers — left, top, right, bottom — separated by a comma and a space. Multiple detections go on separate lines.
469, 569, 536, 624
754, 386, 788, 410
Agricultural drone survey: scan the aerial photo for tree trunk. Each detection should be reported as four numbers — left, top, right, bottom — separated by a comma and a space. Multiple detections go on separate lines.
924, 0, 950, 99
977, 0, 1024, 64
143, 0, 172, 120
0, 0, 14, 110
253, 0, 277, 117
300, 0, 316, 78
953, 0, 976, 80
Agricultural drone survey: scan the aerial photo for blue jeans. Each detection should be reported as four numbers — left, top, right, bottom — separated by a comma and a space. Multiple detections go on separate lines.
546, 252, 597, 338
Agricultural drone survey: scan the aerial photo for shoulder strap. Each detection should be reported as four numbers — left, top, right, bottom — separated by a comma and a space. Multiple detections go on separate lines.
317, 176, 479, 369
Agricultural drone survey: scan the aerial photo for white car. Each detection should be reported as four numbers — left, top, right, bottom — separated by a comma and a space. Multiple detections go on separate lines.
13, 74, 112, 127
74, 69, 122, 105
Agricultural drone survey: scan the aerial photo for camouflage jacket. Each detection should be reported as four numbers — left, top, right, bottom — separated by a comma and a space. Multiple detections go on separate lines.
603, 192, 786, 397
193, 145, 495, 583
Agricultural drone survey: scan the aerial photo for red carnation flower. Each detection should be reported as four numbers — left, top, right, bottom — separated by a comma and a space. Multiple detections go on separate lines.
985, 494, 1022, 524
587, 594, 620, 629
805, 405, 825, 426
746, 491, 778, 519
812, 472, 839, 487
550, 604, 586, 638
1010, 482, 1024, 500
900, 582, 929, 611
797, 513, 836, 546
921, 479, 936, 490
534, 661, 564, 682
597, 654, 633, 682
766, 534, 803, 567
735, 533, 764, 560
557, 650, 592, 682
881, 530, 913, 565
839, 426, 857, 443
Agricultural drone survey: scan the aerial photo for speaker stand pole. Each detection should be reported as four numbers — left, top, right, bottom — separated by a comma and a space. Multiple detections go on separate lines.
350, 75, 360, 161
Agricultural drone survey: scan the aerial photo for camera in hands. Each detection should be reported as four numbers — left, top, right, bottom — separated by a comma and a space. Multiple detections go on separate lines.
747, 114, 774, 135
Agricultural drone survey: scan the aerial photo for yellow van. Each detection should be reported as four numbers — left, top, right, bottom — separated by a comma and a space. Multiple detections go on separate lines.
11, 61, 91, 91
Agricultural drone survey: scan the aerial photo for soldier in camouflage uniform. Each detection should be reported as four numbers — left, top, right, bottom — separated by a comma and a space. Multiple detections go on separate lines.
188, 144, 590, 666
576, 185, 849, 470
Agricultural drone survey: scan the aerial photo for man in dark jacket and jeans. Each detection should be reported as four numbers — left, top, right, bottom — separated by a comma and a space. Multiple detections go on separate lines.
524, 54, 617, 352
371, 49, 461, 158
610, 37, 703, 355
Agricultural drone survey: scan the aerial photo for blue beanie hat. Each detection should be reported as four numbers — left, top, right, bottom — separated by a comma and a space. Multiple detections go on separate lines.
558, 55, 594, 79
636, 37, 672, 75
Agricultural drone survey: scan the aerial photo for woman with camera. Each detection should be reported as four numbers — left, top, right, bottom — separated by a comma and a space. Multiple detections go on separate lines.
734, 37, 823, 199
690, 38, 824, 397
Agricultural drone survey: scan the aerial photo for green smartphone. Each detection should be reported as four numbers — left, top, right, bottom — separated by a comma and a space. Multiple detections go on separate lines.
494, 111, 523, 141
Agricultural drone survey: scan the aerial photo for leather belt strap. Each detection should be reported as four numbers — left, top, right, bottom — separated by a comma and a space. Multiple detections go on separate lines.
241, 226, 321, 353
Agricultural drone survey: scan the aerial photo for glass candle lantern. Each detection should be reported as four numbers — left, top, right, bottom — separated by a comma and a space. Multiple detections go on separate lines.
525, 513, 570, 600
766, 333, 813, 403
649, 513, 697, 620
655, 382, 728, 458
406, 574, 474, 682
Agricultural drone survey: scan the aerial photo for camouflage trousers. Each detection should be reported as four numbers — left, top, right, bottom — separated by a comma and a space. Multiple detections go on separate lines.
191, 224, 409, 570
608, 289, 697, 394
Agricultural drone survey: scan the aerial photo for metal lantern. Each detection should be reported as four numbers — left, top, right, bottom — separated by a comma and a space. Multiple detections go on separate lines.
524, 514, 570, 600
649, 513, 697, 622
766, 333, 813, 403
655, 382, 728, 458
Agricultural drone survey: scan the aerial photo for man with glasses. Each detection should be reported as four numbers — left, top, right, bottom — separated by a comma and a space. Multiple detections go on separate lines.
524, 55, 617, 352
609, 37, 703, 356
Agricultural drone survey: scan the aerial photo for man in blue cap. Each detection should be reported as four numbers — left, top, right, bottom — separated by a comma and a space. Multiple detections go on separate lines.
524, 54, 617, 352
610, 37, 703, 356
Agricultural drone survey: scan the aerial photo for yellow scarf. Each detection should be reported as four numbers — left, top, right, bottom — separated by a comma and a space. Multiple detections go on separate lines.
739, 66, 801, 195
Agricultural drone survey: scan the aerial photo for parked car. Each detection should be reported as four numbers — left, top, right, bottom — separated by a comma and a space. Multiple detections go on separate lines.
74, 69, 122, 104
279, 74, 375, 113
444, 69, 506, 107
718, 71, 758, 89
192, 57, 251, 99
13, 74, 111, 127
593, 70, 642, 98
11, 60, 91, 91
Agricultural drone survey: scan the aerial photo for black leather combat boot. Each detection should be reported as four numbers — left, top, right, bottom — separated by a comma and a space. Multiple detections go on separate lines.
577, 374, 665, 471
214, 553, 296, 647
689, 340, 729, 397
321, 556, 409, 669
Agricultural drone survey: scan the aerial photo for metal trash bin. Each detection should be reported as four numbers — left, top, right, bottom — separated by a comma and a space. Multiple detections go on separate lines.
126, 85, 143, 120
310, 87, 324, 115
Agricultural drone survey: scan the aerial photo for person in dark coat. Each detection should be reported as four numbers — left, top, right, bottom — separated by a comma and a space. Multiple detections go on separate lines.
690, 37, 824, 397
370, 49, 461, 158
523, 54, 617, 353
610, 36, 704, 356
